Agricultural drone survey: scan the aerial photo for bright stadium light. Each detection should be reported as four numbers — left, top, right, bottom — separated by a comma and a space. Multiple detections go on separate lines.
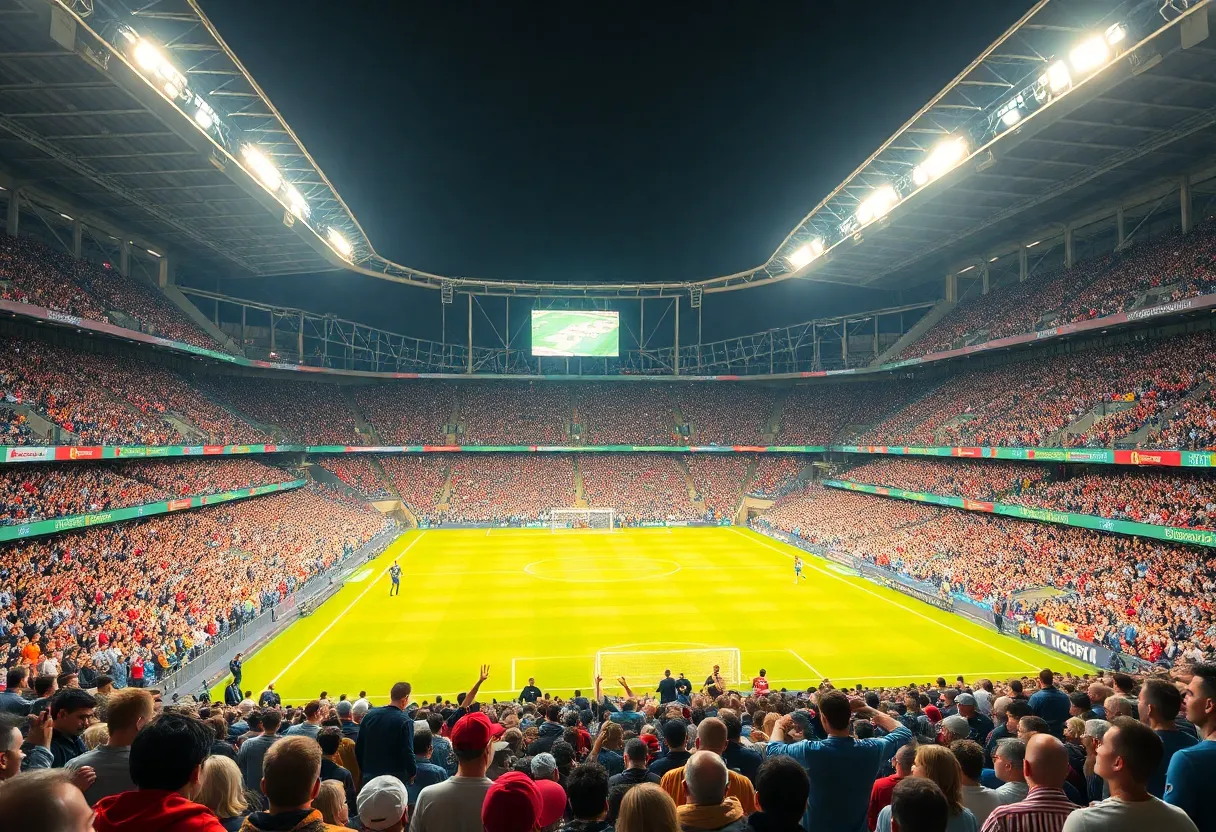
327, 227, 353, 258
958, 265, 975, 274
285, 185, 310, 219
1070, 36, 1110, 73
240, 145, 282, 191
913, 136, 968, 187
787, 238, 824, 268
1046, 61, 1072, 93
856, 185, 898, 225
1027, 240, 1042, 247
194, 107, 213, 130
133, 40, 163, 72
1105, 22, 1126, 45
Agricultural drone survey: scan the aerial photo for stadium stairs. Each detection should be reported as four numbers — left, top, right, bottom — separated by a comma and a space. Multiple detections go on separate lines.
437, 465, 455, 511
1, 403, 75, 444
1045, 400, 1138, 446
340, 387, 382, 444
1120, 381, 1212, 447
933, 413, 978, 444
673, 456, 702, 506
869, 299, 956, 365
760, 390, 790, 443
573, 457, 589, 508
165, 284, 243, 355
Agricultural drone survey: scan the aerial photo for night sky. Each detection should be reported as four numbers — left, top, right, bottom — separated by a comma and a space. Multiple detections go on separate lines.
196, 0, 1034, 342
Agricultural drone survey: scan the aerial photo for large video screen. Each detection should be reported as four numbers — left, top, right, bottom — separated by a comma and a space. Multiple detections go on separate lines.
531, 310, 620, 357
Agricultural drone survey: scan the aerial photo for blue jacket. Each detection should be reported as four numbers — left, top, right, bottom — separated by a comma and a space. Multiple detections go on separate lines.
0, 690, 30, 716
355, 704, 417, 783
1028, 687, 1071, 737
1165, 738, 1216, 832
766, 726, 911, 832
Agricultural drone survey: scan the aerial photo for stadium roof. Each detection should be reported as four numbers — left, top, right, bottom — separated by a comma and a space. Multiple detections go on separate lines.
1, 0, 1214, 297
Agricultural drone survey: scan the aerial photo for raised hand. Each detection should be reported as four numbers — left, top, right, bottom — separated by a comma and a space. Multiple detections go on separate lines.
479, 664, 491, 683
70, 765, 96, 792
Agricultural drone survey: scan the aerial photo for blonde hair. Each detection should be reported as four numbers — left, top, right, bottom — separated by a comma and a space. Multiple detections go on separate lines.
1064, 717, 1086, 741
914, 745, 964, 815
312, 779, 348, 825
617, 783, 678, 832
82, 723, 109, 751
196, 756, 250, 820
600, 722, 624, 750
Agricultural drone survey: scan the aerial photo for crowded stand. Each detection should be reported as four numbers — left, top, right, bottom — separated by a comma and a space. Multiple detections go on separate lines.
0, 234, 219, 349
901, 220, 1216, 360
317, 457, 393, 500
840, 458, 1048, 501
377, 455, 448, 523
579, 454, 698, 523
748, 455, 804, 497
675, 386, 774, 445
458, 382, 569, 446
575, 384, 677, 445
444, 454, 574, 524
756, 483, 1215, 663
777, 381, 922, 445
197, 377, 361, 445
0, 407, 33, 445
685, 455, 750, 519
0, 458, 293, 525
354, 383, 455, 445
1158, 395, 1216, 451
0, 484, 389, 688
1011, 470, 1216, 531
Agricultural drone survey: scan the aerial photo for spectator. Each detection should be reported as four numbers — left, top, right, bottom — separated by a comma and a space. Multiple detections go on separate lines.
45, 689, 96, 768
196, 755, 252, 831
876, 745, 977, 832
659, 718, 756, 813
1139, 678, 1198, 799
317, 727, 357, 818
1165, 663, 1216, 831
611, 737, 663, 794
869, 743, 916, 831
719, 711, 761, 785
0, 768, 95, 832
285, 701, 323, 739
957, 695, 994, 745
358, 775, 409, 832
407, 728, 448, 808
237, 708, 281, 801
950, 741, 1001, 827
650, 719, 693, 778
258, 686, 282, 709
409, 712, 496, 832
890, 777, 950, 832
237, 736, 346, 832
978, 734, 1075, 832
93, 711, 226, 832
66, 688, 153, 805
1062, 717, 1197, 831
990, 738, 1028, 805
0, 668, 31, 715
562, 762, 613, 832
677, 751, 749, 832
619, 782, 680, 832
356, 683, 417, 785
765, 690, 911, 831
311, 780, 350, 828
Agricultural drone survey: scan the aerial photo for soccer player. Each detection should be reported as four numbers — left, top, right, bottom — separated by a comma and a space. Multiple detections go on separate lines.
388, 561, 401, 597
793, 556, 805, 584
752, 669, 770, 697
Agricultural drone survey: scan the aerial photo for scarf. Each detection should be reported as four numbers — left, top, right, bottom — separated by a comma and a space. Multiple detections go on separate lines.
676, 797, 745, 830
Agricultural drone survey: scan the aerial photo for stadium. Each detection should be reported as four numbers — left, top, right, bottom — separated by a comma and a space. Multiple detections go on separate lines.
0, 1, 1215, 831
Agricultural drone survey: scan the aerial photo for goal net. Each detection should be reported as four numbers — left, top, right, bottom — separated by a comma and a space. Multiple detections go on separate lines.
551, 507, 615, 531
595, 648, 742, 688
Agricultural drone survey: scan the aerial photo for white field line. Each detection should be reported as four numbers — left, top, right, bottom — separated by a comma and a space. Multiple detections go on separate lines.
268, 532, 426, 686
786, 648, 824, 678
731, 529, 1037, 672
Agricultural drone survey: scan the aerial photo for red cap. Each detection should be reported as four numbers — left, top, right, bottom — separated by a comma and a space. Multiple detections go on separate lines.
490, 720, 506, 738
534, 778, 567, 827
482, 771, 542, 832
451, 711, 494, 752
924, 705, 943, 724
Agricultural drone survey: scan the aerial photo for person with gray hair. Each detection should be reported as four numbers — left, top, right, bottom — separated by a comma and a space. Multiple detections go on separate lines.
0, 769, 95, 832
337, 699, 360, 742
1103, 696, 1134, 720
992, 737, 1029, 805
940, 715, 971, 745
680, 750, 748, 832
531, 751, 558, 781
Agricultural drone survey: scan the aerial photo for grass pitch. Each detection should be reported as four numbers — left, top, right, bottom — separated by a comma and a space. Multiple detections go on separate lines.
221, 527, 1087, 703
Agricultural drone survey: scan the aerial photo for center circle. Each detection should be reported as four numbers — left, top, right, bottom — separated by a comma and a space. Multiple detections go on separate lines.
524, 557, 681, 583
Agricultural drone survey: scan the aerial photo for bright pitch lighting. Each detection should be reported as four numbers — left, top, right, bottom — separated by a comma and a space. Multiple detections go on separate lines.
856, 185, 898, 225
1070, 37, 1109, 73
1046, 61, 1072, 94
1000, 107, 1021, 127
327, 227, 353, 258
194, 108, 213, 130
240, 145, 282, 191
787, 238, 824, 268
133, 41, 163, 72
285, 185, 311, 220
914, 137, 968, 186
1105, 23, 1127, 45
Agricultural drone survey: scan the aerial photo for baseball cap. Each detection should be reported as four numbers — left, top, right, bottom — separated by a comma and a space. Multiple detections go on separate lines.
482, 771, 542, 832
531, 752, 557, 779
956, 693, 977, 707
534, 778, 567, 827
356, 775, 408, 831
942, 715, 970, 737
451, 711, 494, 752
924, 705, 943, 724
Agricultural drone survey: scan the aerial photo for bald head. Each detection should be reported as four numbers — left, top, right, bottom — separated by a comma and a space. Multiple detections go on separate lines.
1024, 733, 1070, 789
684, 750, 729, 806
696, 717, 728, 754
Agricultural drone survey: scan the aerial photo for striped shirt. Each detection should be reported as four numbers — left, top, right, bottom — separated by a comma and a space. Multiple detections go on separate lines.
980, 786, 1077, 832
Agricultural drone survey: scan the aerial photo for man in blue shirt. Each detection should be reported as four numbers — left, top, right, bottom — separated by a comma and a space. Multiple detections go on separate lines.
1166, 663, 1216, 832
1029, 668, 1071, 738
765, 689, 911, 832
389, 561, 401, 596
1140, 678, 1197, 799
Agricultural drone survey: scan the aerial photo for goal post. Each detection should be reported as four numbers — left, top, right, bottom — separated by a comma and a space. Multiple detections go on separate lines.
551, 507, 616, 531
595, 648, 742, 688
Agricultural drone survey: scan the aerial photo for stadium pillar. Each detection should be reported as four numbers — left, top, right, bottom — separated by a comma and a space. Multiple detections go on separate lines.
119, 239, 130, 277
873, 316, 879, 357
980, 264, 990, 295
1019, 248, 1028, 282
156, 254, 173, 288
1181, 176, 1193, 235
841, 322, 848, 366
241, 305, 247, 350
467, 293, 473, 374
673, 297, 680, 376
298, 311, 304, 361
1064, 226, 1074, 270
5, 187, 19, 237
1116, 206, 1126, 247
71, 219, 82, 259
944, 272, 957, 303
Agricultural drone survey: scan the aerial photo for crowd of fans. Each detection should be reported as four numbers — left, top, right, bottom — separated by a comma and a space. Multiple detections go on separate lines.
674, 386, 774, 446
0, 234, 220, 350
4, 662, 1214, 832
840, 458, 1048, 502
756, 483, 1216, 663
580, 455, 697, 523
576, 385, 678, 446
445, 455, 575, 525
319, 458, 394, 501
0, 458, 294, 525
901, 220, 1216, 360
685, 455, 750, 520
197, 377, 362, 446
1, 484, 390, 689
377, 456, 448, 523
354, 383, 455, 446
747, 456, 804, 498
458, 383, 569, 446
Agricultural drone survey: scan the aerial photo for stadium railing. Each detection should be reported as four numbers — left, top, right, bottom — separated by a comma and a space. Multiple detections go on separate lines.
153, 524, 401, 698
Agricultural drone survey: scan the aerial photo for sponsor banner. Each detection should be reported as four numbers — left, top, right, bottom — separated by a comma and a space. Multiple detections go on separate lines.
307, 445, 828, 454
54, 446, 103, 461
857, 561, 953, 611
1113, 449, 1182, 467
825, 480, 1216, 548
203, 445, 225, 455
1029, 624, 1110, 667
1, 444, 302, 464
953, 598, 997, 628
0, 479, 306, 542
4, 446, 54, 463
831, 445, 1205, 468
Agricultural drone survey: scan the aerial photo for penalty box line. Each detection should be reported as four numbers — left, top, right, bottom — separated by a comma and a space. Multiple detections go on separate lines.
268, 532, 427, 687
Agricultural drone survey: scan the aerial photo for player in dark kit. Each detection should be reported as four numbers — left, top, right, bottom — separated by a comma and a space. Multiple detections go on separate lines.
389, 560, 401, 596
794, 556, 806, 584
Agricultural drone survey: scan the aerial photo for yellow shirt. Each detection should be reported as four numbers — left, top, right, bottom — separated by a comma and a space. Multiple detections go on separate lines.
660, 764, 756, 814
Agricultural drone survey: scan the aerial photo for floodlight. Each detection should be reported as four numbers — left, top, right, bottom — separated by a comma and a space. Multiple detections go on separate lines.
147, 249, 161, 258
240, 145, 282, 191
919, 136, 968, 184
194, 107, 213, 130
1026, 240, 1041, 247
1001, 107, 1022, 127
1105, 22, 1127, 45
1070, 37, 1109, 73
989, 256, 998, 262
958, 265, 975, 274
285, 185, 310, 219
163, 81, 180, 99
912, 166, 929, 186
1046, 61, 1072, 93
787, 238, 825, 269
327, 227, 353, 258
856, 185, 898, 225
134, 41, 163, 72
59, 213, 72, 221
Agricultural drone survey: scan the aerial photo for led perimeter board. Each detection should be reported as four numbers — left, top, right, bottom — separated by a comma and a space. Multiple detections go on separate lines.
531, 310, 620, 357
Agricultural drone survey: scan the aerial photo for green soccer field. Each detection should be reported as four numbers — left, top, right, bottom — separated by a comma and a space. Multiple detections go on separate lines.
219, 527, 1088, 704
